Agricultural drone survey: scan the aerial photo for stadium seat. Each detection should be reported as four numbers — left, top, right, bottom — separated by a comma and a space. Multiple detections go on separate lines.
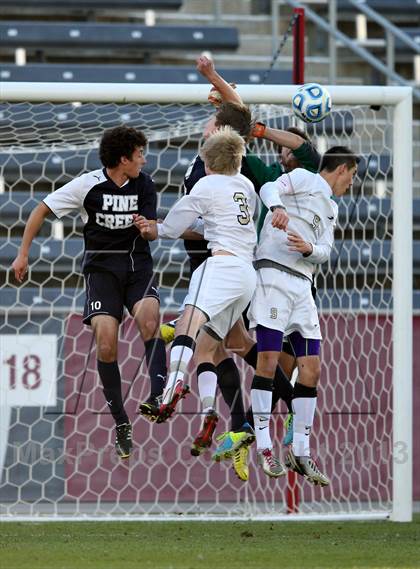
0, 238, 186, 273
2, 236, 419, 276
0, 21, 239, 51
0, 285, 187, 312
329, 239, 420, 276
317, 289, 420, 311
336, 0, 419, 15
2, 0, 183, 7
0, 102, 210, 135
4, 197, 420, 232
396, 28, 420, 52
3, 286, 420, 312
0, 64, 292, 85
271, 111, 355, 137
0, 147, 196, 186
0, 191, 180, 226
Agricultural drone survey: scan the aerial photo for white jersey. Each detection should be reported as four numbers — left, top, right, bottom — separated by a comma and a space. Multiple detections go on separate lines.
257, 168, 338, 280
157, 172, 257, 263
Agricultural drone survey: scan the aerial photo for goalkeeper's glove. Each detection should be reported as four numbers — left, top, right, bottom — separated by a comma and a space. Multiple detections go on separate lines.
251, 122, 266, 138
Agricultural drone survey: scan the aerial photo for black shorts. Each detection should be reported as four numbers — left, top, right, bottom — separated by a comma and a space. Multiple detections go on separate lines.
83, 270, 160, 325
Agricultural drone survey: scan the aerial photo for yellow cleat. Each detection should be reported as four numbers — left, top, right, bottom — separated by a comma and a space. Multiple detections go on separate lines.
212, 427, 255, 462
232, 445, 249, 482
160, 319, 176, 345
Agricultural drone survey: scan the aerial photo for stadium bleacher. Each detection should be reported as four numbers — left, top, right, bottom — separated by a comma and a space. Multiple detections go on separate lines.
336, 0, 420, 15
3, 286, 420, 313
0, 148, 196, 187
0, 238, 186, 274
0, 189, 181, 223
2, 195, 419, 233
396, 28, 420, 52
2, 193, 419, 295
2, 0, 183, 7
0, 21, 239, 51
2, 236, 417, 276
0, 64, 292, 85
0, 102, 206, 130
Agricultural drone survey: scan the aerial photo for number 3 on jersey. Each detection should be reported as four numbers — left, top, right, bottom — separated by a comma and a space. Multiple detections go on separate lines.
233, 192, 251, 225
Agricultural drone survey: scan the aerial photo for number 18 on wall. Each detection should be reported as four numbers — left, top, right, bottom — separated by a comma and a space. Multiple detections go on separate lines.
1, 335, 57, 407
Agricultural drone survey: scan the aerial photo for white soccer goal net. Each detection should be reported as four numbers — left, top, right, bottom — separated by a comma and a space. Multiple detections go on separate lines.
0, 84, 413, 522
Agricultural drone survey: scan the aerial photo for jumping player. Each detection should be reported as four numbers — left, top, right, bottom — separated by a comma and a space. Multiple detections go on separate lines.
248, 146, 358, 481
11, 125, 167, 459
135, 126, 257, 456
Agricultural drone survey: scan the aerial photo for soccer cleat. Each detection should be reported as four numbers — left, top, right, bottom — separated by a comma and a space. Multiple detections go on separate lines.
257, 448, 286, 478
282, 413, 294, 446
285, 449, 330, 487
212, 424, 255, 462
190, 410, 219, 456
159, 380, 190, 422
115, 422, 132, 459
138, 395, 162, 423
232, 445, 249, 482
160, 319, 177, 345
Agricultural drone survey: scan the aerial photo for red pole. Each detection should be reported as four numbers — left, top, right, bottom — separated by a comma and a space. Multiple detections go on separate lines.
286, 470, 300, 514
287, 10, 304, 512
292, 7, 305, 85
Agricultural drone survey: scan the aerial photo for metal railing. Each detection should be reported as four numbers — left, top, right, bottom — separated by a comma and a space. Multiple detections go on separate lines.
274, 0, 420, 100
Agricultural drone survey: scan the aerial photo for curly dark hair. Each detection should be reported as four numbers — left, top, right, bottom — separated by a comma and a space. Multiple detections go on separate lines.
99, 125, 147, 168
215, 102, 253, 140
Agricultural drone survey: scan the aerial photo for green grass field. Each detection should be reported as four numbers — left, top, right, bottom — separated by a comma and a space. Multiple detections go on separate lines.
1, 516, 419, 569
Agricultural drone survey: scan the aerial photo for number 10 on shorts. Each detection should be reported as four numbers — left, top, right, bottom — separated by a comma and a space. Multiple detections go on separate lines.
1, 335, 57, 407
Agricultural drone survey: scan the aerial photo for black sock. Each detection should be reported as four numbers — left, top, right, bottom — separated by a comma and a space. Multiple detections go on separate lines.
244, 345, 258, 428
293, 382, 317, 399
244, 343, 258, 369
216, 358, 246, 431
245, 405, 254, 428
97, 360, 129, 426
144, 338, 167, 398
272, 365, 293, 413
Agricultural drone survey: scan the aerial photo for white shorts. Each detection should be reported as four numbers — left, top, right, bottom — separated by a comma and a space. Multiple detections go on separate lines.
247, 267, 322, 340
184, 255, 256, 340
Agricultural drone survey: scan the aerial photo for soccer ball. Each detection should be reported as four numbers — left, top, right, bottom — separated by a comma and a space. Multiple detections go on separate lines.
291, 83, 332, 123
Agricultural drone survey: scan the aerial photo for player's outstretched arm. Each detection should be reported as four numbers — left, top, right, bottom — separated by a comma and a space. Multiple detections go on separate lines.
252, 122, 305, 150
12, 202, 51, 282
196, 55, 242, 105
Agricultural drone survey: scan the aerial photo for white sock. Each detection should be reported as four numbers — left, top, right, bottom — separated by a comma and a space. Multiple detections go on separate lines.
163, 343, 194, 404
197, 367, 217, 413
292, 396, 317, 457
251, 388, 273, 450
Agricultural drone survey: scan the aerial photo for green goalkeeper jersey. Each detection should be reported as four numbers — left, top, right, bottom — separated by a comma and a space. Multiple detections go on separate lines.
245, 141, 320, 237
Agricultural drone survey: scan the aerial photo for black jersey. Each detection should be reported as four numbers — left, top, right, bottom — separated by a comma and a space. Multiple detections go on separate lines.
182, 154, 260, 274
43, 168, 157, 273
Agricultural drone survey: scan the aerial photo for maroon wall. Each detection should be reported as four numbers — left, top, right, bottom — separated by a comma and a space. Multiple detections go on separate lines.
63, 314, 418, 510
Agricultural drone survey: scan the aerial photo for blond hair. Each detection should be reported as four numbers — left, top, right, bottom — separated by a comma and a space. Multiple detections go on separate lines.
200, 126, 245, 176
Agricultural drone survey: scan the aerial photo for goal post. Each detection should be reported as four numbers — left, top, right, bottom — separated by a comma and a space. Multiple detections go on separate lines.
0, 83, 413, 522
